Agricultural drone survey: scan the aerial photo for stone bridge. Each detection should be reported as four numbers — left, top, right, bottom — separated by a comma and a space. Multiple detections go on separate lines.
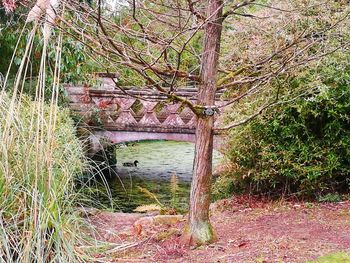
65, 75, 226, 153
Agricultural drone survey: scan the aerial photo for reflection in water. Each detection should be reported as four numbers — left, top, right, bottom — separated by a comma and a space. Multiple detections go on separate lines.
88, 140, 222, 212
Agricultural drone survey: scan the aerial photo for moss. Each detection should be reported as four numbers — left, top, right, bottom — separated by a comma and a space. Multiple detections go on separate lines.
183, 220, 217, 245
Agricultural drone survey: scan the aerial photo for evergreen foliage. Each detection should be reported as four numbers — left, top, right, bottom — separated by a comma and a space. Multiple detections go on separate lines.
224, 52, 350, 198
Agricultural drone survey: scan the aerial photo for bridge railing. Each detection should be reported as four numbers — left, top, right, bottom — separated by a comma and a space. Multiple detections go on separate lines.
65, 83, 226, 133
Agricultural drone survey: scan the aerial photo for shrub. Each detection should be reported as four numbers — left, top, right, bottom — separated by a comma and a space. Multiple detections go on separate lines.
225, 53, 350, 198
212, 176, 236, 201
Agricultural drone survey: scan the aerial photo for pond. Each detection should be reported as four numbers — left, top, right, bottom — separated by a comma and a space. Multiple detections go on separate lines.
82, 140, 222, 213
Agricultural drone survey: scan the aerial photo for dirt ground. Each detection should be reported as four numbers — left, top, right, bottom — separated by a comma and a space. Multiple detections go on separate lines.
88, 196, 350, 263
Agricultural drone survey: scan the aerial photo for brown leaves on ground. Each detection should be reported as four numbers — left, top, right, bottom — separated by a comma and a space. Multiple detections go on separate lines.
88, 196, 350, 262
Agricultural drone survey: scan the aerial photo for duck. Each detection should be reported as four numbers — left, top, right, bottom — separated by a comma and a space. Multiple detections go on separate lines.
122, 160, 139, 167
116, 143, 127, 149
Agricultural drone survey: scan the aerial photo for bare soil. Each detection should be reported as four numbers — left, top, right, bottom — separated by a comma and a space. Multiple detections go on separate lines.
88, 196, 350, 262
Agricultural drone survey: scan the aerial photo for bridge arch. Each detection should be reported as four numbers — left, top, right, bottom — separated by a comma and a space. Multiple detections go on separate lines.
89, 130, 224, 154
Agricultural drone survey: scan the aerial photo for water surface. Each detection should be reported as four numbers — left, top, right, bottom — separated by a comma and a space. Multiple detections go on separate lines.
88, 140, 222, 212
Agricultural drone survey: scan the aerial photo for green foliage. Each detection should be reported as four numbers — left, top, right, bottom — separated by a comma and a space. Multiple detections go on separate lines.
309, 252, 350, 263
212, 176, 236, 201
317, 193, 342, 203
0, 12, 23, 76
60, 35, 101, 84
0, 13, 100, 103
0, 93, 88, 261
225, 52, 350, 198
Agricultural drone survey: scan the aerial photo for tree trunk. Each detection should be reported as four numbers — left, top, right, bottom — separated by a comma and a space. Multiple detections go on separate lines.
184, 0, 223, 245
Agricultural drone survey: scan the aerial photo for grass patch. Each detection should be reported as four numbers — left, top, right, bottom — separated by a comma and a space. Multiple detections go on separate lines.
310, 252, 350, 263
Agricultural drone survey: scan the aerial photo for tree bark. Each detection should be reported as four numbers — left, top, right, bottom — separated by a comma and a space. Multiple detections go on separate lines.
184, 0, 223, 245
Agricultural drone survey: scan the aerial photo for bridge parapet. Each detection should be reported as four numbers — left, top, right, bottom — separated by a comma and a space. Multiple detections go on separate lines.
65, 84, 225, 132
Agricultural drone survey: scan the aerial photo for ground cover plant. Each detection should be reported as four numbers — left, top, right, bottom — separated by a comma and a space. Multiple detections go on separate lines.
311, 252, 350, 263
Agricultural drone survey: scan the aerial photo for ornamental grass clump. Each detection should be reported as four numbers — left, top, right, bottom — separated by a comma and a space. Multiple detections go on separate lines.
0, 93, 87, 262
